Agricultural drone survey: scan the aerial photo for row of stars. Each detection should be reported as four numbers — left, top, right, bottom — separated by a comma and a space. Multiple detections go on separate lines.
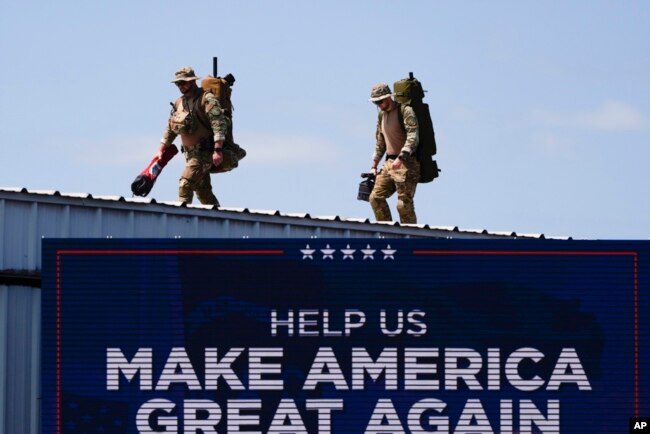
300, 244, 396, 260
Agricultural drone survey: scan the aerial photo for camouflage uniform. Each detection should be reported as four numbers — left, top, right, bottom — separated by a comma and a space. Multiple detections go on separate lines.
368, 83, 420, 224
160, 67, 228, 205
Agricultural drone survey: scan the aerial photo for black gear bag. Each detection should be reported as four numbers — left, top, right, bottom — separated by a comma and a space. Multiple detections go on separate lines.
393, 73, 440, 183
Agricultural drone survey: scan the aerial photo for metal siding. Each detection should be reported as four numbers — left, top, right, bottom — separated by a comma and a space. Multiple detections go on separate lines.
271, 222, 300, 237
167, 214, 203, 238
0, 285, 6, 433
38, 202, 67, 238
2, 201, 30, 271
0, 285, 40, 434
34, 203, 62, 240
198, 216, 234, 237
103, 207, 147, 238
133, 211, 168, 237
67, 207, 102, 238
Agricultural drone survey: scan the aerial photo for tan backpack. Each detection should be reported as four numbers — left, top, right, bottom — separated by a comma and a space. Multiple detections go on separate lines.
201, 74, 234, 116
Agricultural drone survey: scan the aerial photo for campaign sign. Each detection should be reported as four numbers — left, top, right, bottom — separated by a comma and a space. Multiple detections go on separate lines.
42, 238, 649, 433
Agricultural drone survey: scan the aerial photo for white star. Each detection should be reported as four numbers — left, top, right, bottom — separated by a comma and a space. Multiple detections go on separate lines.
341, 244, 356, 260
361, 244, 376, 260
321, 244, 335, 260
300, 244, 315, 260
382, 244, 396, 260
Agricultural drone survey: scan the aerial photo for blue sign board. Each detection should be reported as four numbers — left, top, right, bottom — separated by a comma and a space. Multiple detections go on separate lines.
42, 239, 649, 433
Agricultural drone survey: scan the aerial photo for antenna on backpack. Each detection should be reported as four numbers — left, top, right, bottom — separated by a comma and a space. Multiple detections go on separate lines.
409, 72, 414, 79
213, 57, 218, 77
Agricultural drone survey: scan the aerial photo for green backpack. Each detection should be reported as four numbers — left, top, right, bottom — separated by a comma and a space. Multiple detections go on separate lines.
393, 73, 440, 183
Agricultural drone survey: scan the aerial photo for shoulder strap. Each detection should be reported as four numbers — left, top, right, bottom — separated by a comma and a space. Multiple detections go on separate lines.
397, 103, 406, 133
194, 89, 212, 131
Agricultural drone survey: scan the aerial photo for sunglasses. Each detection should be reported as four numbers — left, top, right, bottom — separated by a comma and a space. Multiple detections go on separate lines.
175, 81, 191, 87
374, 98, 387, 106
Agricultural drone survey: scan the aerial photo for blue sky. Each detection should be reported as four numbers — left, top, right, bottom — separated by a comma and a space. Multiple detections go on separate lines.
1, 1, 648, 239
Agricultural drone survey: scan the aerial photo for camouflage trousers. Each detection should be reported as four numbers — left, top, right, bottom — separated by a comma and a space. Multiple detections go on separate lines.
179, 148, 219, 206
369, 157, 420, 224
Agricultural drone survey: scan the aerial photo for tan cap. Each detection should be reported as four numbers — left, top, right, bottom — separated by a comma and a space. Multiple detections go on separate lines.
369, 83, 393, 102
171, 66, 201, 83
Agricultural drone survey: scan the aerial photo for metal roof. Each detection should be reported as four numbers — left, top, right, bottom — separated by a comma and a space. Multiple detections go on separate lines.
0, 187, 568, 273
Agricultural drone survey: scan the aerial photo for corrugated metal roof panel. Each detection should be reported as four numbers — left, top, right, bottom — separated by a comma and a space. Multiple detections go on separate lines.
545, 235, 572, 241
313, 215, 341, 222
0, 187, 564, 272
65, 192, 93, 199
95, 194, 129, 202
516, 232, 545, 239
372, 220, 400, 227
246, 209, 280, 216
344, 218, 372, 225
491, 231, 518, 237
25, 189, 59, 196
283, 212, 311, 219
127, 196, 156, 204
431, 225, 459, 232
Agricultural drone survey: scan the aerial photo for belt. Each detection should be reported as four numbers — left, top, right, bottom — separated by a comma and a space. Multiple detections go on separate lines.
386, 154, 398, 160
181, 137, 213, 154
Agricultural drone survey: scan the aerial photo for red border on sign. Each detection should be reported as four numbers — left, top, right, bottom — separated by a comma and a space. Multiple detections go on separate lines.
52, 247, 641, 432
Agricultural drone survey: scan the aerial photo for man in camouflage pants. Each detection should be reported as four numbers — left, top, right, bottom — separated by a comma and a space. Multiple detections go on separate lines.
368, 83, 420, 224
157, 66, 228, 205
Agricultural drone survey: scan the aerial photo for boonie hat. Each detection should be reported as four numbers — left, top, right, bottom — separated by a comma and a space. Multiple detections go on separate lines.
369, 83, 393, 102
171, 66, 201, 83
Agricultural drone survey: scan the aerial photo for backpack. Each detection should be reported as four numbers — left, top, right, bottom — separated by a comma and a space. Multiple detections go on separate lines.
201, 74, 234, 116
198, 74, 247, 173
393, 73, 440, 183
